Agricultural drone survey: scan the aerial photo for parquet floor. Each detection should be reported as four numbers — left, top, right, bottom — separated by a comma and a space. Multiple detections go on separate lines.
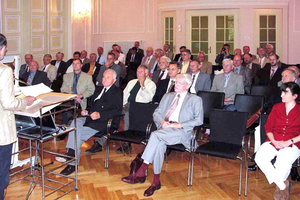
5, 135, 300, 199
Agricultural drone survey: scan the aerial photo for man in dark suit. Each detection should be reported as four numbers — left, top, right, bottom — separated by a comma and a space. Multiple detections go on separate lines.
257, 54, 283, 88
127, 41, 144, 56
51, 52, 67, 92
82, 53, 101, 84
188, 60, 211, 93
122, 73, 203, 197
215, 44, 234, 65
20, 60, 51, 87
126, 47, 143, 81
152, 62, 180, 103
19, 54, 33, 78
173, 46, 194, 62
243, 53, 261, 85
57, 69, 123, 175
152, 56, 170, 85
233, 55, 252, 94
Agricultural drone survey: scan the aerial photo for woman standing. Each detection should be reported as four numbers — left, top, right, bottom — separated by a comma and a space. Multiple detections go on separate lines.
255, 82, 300, 200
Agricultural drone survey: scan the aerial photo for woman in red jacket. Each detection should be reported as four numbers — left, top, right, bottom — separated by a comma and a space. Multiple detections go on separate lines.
255, 82, 300, 200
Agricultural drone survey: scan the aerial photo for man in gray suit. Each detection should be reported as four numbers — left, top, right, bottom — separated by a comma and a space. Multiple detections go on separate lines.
39, 54, 57, 83
80, 50, 90, 65
19, 54, 33, 78
96, 52, 121, 87
233, 55, 252, 94
122, 73, 203, 197
163, 44, 174, 60
188, 60, 211, 93
151, 56, 170, 85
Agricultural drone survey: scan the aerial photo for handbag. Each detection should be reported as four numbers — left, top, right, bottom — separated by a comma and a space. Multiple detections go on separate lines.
129, 153, 143, 175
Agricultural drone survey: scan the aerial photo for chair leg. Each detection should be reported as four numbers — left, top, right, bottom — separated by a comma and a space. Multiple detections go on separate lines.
244, 150, 248, 196
191, 153, 195, 186
105, 138, 110, 169
206, 155, 210, 171
187, 152, 191, 186
239, 151, 243, 196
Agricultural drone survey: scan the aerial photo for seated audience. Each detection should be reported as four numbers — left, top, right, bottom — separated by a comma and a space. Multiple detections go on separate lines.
255, 82, 300, 200
65, 51, 81, 74
265, 44, 274, 58
173, 46, 193, 62
115, 45, 125, 64
121, 73, 203, 197
112, 50, 127, 83
243, 53, 261, 85
179, 49, 192, 74
233, 55, 252, 94
149, 49, 163, 75
188, 60, 211, 94
57, 69, 123, 175
234, 48, 242, 56
163, 44, 174, 60
80, 50, 90, 65
152, 56, 170, 85
19, 54, 33, 78
51, 52, 67, 92
242, 45, 257, 60
82, 53, 101, 84
39, 54, 57, 83
197, 51, 212, 74
253, 47, 269, 68
20, 60, 51, 87
152, 62, 181, 103
288, 66, 300, 86
141, 47, 154, 67
215, 44, 234, 65
60, 59, 95, 125
96, 47, 107, 65
97, 52, 122, 87
126, 47, 143, 81
128, 41, 144, 56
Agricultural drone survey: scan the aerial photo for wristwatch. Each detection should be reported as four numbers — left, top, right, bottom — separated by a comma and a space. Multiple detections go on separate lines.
291, 139, 294, 145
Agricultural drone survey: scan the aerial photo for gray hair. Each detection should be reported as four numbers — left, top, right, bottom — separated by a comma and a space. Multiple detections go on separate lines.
44, 54, 52, 59
176, 73, 192, 86
138, 65, 149, 73
266, 44, 274, 49
222, 58, 233, 66
160, 56, 171, 63
104, 69, 117, 79
155, 48, 163, 53
282, 69, 296, 78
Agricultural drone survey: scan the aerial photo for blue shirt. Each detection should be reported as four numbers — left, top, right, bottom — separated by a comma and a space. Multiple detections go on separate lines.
97, 54, 107, 66
27, 71, 37, 85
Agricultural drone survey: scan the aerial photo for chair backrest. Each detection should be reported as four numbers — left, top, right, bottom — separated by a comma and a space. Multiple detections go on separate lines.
234, 94, 264, 117
129, 102, 158, 132
250, 85, 270, 102
210, 110, 248, 145
260, 113, 269, 144
197, 91, 225, 118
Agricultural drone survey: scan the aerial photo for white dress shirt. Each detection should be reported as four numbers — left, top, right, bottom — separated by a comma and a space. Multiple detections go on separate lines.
55, 61, 61, 69
190, 71, 200, 94
169, 91, 188, 122
94, 86, 111, 101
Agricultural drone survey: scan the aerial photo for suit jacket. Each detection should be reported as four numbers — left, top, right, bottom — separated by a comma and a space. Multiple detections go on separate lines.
50, 60, 67, 92
153, 92, 203, 148
141, 55, 153, 67
82, 62, 102, 84
164, 51, 174, 60
148, 56, 159, 73
200, 61, 213, 74
257, 63, 283, 88
253, 57, 269, 68
152, 69, 170, 85
191, 72, 211, 92
211, 73, 244, 105
61, 71, 95, 109
152, 79, 175, 103
83, 85, 123, 132
128, 48, 144, 56
234, 66, 252, 94
179, 61, 191, 74
125, 52, 143, 67
39, 64, 57, 82
174, 54, 194, 62
117, 61, 127, 78
215, 53, 234, 65
0, 63, 27, 145
20, 70, 51, 87
96, 63, 121, 87
19, 63, 29, 78
81, 58, 90, 65
243, 63, 261, 86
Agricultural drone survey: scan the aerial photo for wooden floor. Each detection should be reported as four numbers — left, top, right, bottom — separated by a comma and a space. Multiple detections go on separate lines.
6, 137, 300, 200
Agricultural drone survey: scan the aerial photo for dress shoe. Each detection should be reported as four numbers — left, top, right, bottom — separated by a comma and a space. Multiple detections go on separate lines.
290, 167, 299, 181
281, 180, 291, 200
202, 133, 209, 142
60, 165, 75, 176
86, 141, 102, 153
116, 143, 132, 154
273, 186, 281, 200
121, 174, 146, 184
248, 164, 257, 171
144, 182, 161, 197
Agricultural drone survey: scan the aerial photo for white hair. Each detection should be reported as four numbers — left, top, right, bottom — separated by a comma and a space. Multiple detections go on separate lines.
222, 58, 233, 66
160, 56, 171, 63
176, 73, 192, 86
138, 65, 149, 73
104, 69, 117, 79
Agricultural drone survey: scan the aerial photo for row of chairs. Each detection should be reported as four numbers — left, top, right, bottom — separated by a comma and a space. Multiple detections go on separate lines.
93, 86, 269, 196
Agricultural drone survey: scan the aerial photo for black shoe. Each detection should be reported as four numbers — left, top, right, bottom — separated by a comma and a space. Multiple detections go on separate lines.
248, 164, 257, 171
60, 165, 75, 176
57, 134, 67, 141
166, 148, 172, 156
291, 167, 299, 181
116, 143, 132, 154
86, 141, 102, 153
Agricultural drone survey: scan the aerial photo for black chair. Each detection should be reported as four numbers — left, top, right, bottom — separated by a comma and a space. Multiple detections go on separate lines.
197, 91, 225, 129
250, 85, 271, 109
192, 110, 249, 196
234, 94, 264, 117
104, 102, 158, 169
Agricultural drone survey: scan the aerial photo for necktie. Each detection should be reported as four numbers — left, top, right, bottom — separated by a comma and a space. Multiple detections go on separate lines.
158, 70, 165, 80
130, 54, 135, 62
97, 55, 101, 64
153, 63, 158, 72
223, 75, 229, 92
165, 94, 180, 121
270, 68, 275, 79
259, 58, 262, 66
234, 67, 238, 74
72, 74, 79, 94
25, 65, 29, 72
27, 73, 34, 85
146, 57, 151, 65
246, 64, 250, 69
189, 74, 196, 93
43, 65, 46, 71
168, 80, 175, 93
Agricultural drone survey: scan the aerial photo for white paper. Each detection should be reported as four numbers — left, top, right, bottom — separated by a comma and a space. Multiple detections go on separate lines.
19, 83, 53, 98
